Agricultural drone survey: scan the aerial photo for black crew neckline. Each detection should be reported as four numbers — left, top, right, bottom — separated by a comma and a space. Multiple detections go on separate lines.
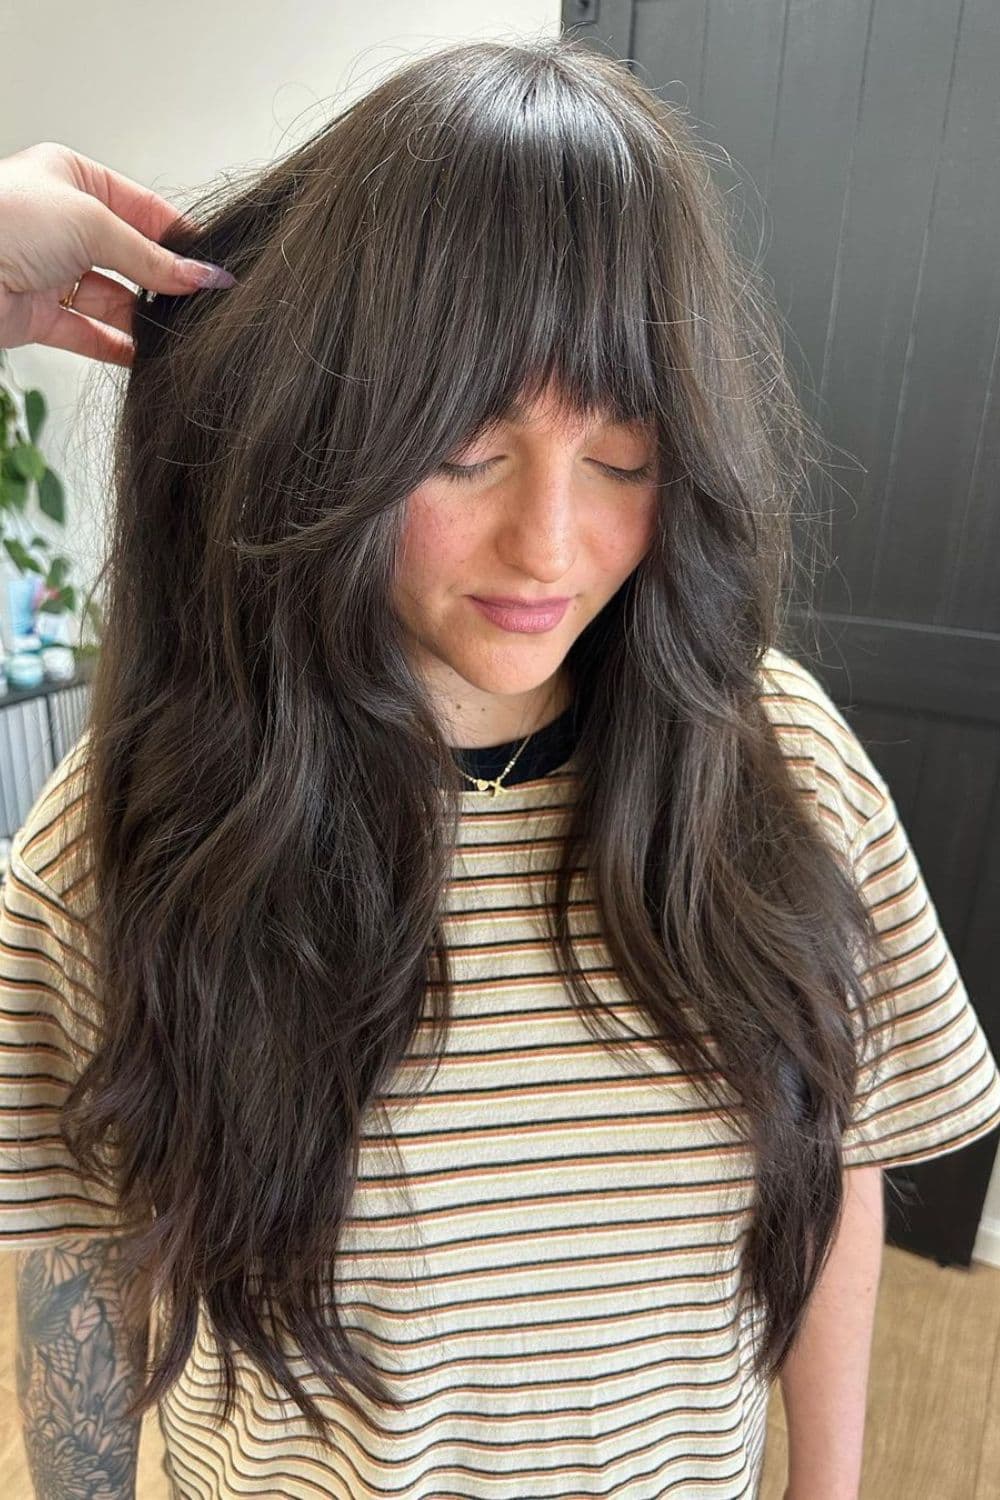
452, 700, 580, 788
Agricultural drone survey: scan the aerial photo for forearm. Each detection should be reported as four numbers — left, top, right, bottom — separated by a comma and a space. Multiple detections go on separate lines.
778, 1164, 885, 1500
15, 1233, 152, 1500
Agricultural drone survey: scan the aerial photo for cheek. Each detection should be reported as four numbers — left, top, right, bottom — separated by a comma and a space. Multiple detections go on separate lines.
636, 495, 660, 558
396, 489, 477, 597
593, 492, 659, 575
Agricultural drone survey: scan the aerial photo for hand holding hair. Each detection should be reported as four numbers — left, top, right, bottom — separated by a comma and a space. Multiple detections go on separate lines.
0, 139, 235, 367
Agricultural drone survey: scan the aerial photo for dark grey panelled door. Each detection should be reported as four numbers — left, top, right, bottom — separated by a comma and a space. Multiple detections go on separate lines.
563, 0, 1000, 1266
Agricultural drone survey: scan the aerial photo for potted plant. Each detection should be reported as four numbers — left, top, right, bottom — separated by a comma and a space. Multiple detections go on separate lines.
0, 347, 103, 672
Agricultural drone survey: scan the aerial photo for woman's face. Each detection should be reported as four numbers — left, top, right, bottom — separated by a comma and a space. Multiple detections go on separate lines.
393, 382, 660, 747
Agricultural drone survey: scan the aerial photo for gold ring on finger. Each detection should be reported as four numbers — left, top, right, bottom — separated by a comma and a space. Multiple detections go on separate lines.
59, 273, 85, 311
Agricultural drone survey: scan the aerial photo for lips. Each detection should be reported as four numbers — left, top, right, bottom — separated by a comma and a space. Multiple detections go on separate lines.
469, 596, 571, 634
474, 596, 571, 609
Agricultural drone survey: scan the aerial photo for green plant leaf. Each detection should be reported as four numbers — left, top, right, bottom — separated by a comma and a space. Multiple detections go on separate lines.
29, 534, 50, 549
46, 556, 70, 589
3, 537, 43, 574
38, 583, 76, 615
37, 468, 64, 525
24, 389, 46, 443
1, 472, 29, 512
10, 442, 46, 483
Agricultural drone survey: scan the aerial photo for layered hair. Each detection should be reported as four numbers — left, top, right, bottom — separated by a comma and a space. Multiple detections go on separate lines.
61, 36, 890, 1438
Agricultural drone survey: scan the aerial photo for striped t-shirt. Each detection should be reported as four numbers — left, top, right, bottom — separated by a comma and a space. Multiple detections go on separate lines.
2, 646, 999, 1499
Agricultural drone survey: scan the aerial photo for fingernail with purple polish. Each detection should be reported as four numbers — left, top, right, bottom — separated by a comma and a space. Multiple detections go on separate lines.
184, 259, 237, 289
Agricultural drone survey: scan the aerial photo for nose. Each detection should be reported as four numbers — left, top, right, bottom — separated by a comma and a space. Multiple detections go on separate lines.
494, 461, 579, 582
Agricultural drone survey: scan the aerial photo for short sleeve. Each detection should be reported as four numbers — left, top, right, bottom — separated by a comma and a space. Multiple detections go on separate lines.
0, 835, 124, 1248
839, 771, 1000, 1171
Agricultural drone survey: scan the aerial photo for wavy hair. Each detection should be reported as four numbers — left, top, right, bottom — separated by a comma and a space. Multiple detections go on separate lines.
60, 35, 889, 1439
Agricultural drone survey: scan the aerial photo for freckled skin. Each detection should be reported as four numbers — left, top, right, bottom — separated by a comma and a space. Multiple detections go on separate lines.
394, 384, 659, 748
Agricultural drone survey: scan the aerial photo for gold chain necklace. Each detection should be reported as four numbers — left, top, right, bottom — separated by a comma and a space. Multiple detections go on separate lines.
456, 730, 533, 797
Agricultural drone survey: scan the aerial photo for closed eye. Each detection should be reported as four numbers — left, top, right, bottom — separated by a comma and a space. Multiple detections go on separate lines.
438, 459, 656, 485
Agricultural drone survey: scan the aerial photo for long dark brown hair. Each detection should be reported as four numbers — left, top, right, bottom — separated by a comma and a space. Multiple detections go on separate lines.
59, 35, 891, 1439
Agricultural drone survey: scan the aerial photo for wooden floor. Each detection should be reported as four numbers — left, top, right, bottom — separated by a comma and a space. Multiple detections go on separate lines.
2, 1242, 998, 1497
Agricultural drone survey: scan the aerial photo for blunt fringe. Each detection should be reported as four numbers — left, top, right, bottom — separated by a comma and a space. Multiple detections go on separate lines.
57, 36, 893, 1440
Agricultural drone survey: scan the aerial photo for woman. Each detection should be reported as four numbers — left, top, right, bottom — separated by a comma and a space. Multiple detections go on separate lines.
1, 36, 998, 1500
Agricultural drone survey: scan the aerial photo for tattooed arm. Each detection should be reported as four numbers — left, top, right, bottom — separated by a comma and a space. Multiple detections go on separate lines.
14, 1234, 153, 1500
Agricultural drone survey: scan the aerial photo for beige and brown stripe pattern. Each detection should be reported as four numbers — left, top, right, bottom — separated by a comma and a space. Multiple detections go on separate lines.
1, 647, 998, 1498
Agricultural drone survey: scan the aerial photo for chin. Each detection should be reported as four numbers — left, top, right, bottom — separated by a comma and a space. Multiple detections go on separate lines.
448, 653, 564, 697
